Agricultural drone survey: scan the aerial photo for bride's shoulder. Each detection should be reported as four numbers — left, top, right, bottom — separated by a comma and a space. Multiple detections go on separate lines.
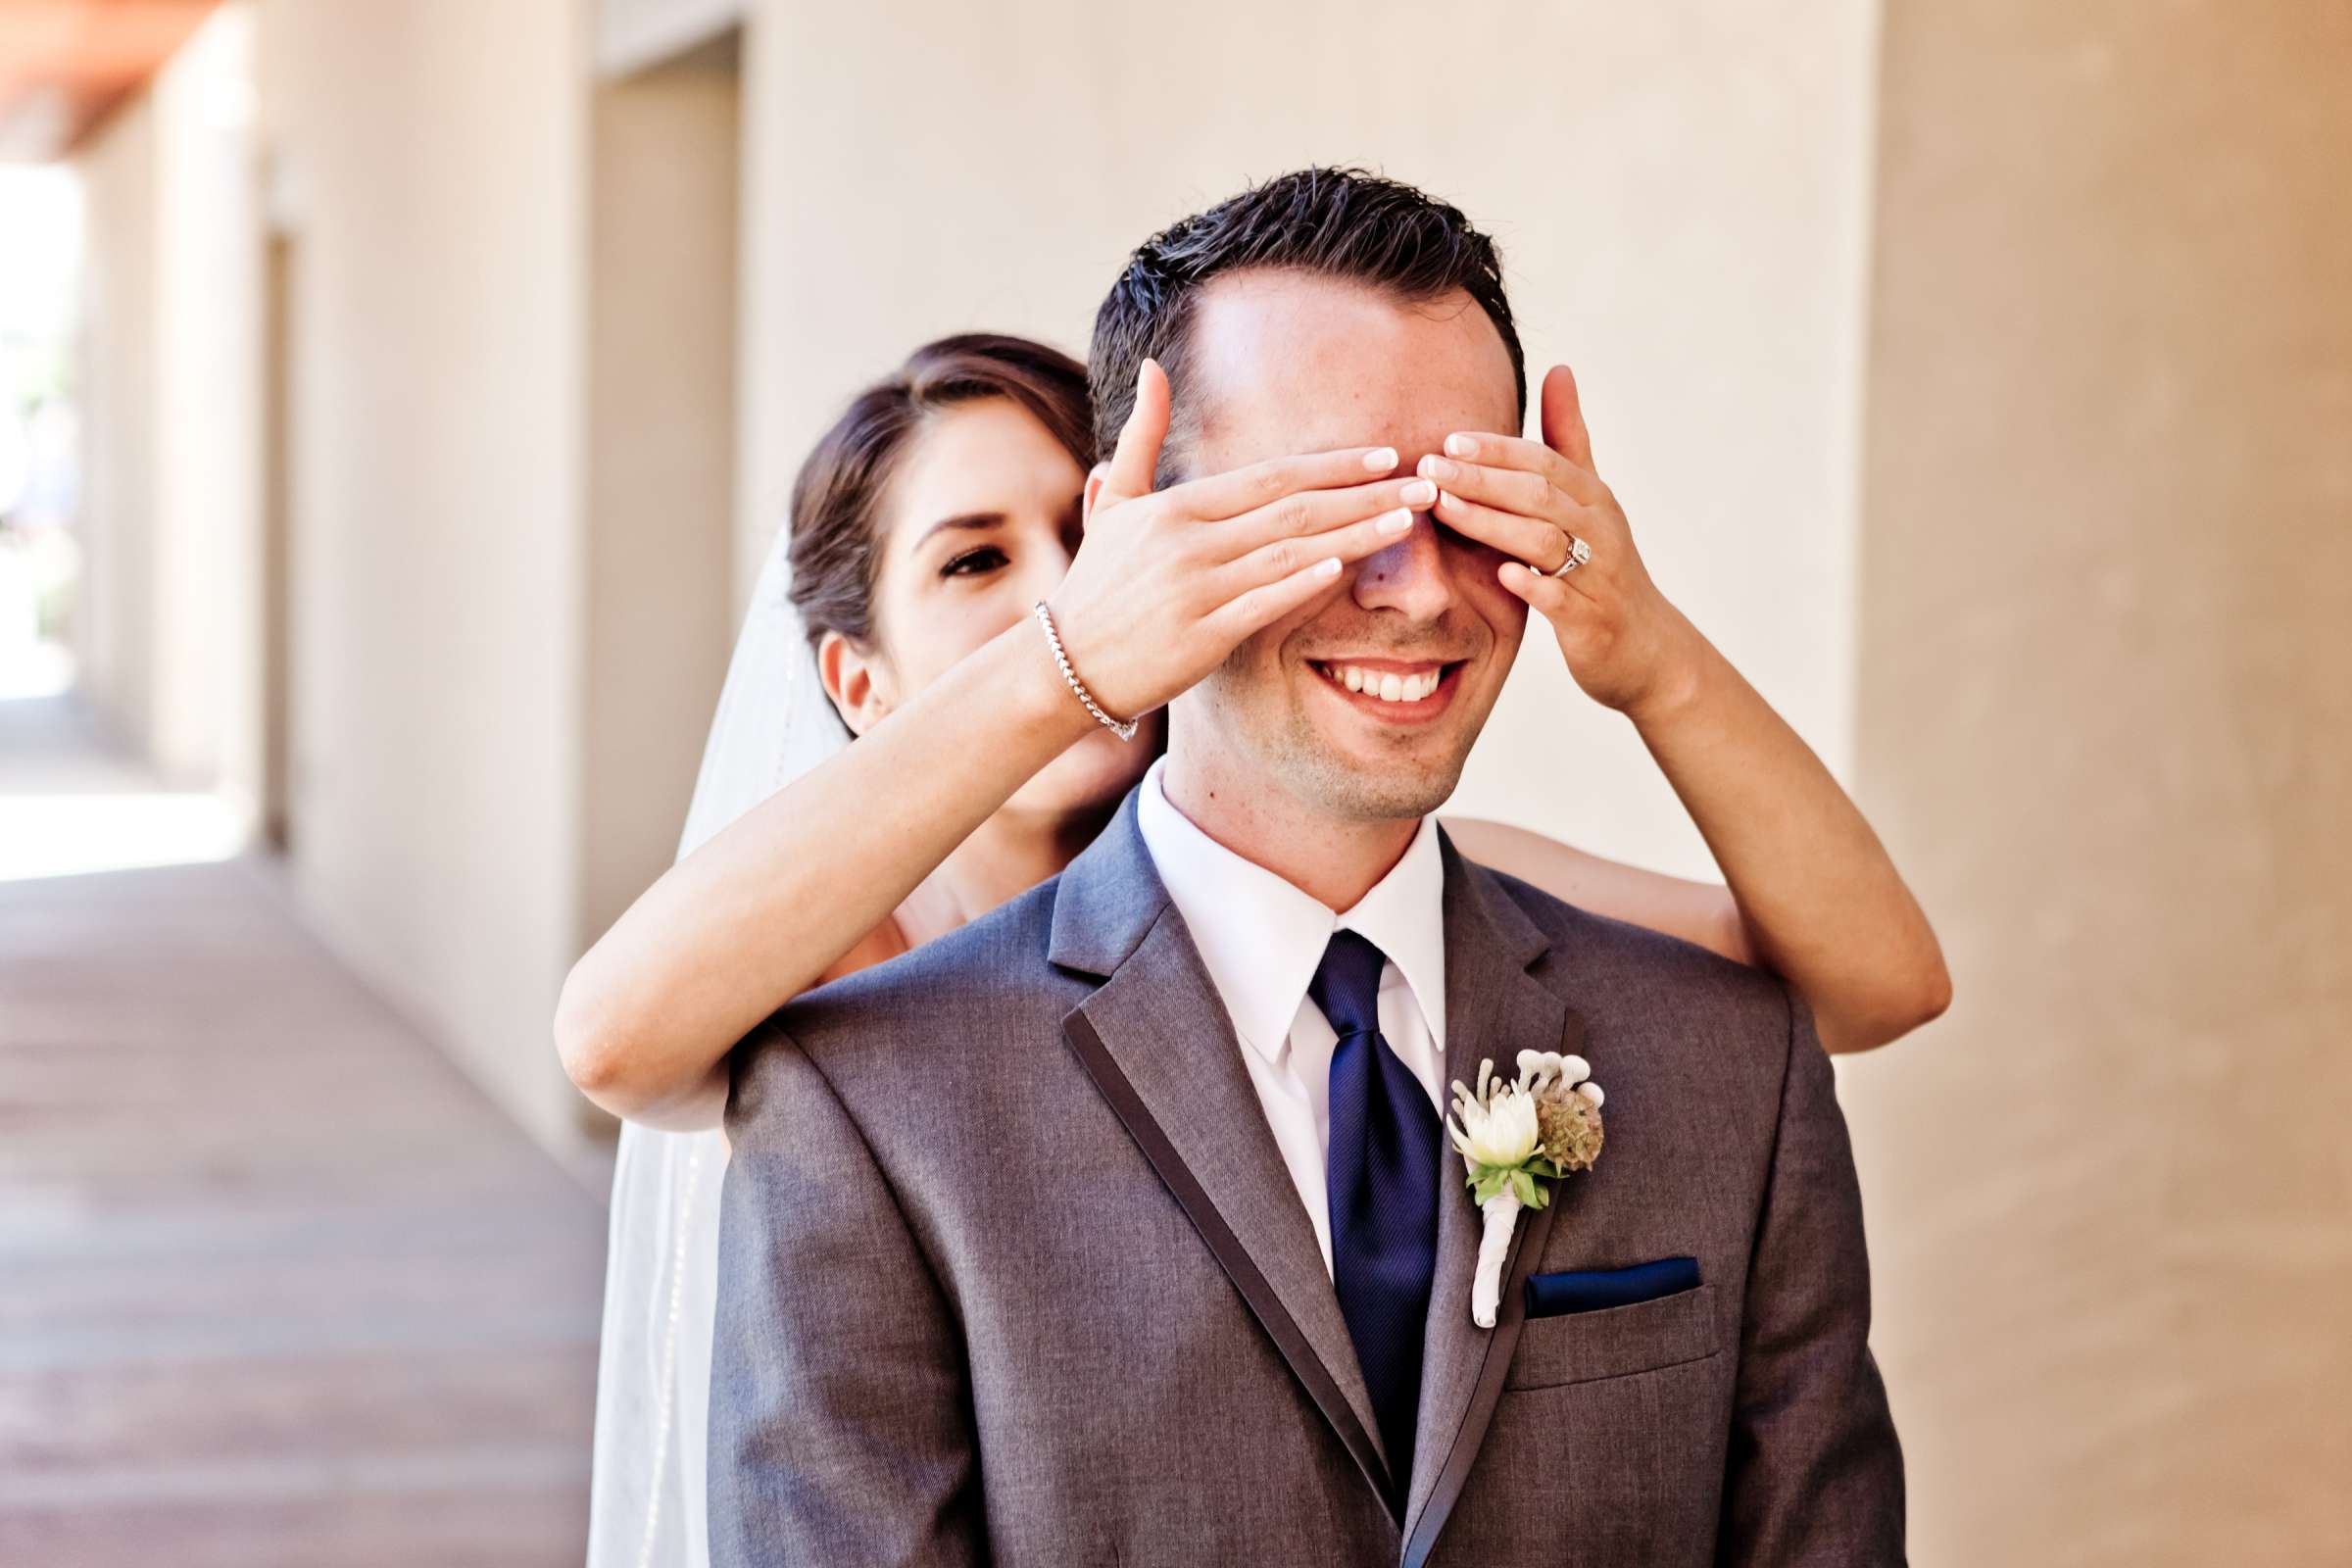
810, 914, 915, 988
1453, 841, 1792, 1056
1439, 815, 1607, 903
1438, 814, 1597, 870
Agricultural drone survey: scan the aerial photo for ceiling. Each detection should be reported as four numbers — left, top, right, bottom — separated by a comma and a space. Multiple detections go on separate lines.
0, 0, 221, 163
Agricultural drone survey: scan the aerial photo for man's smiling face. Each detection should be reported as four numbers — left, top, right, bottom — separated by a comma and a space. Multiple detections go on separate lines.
1173, 269, 1531, 822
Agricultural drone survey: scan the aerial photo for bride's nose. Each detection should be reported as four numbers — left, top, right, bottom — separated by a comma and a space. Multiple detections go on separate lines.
1017, 559, 1072, 610
1032, 540, 1079, 596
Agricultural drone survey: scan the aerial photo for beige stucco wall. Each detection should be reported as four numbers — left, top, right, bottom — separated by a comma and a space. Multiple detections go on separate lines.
737, 0, 1883, 880
73, 91, 159, 758
1840, 3, 2352, 1561
256, 0, 591, 1156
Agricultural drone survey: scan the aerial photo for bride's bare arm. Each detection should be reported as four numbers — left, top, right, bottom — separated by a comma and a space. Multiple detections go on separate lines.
556, 368, 1427, 1128
1626, 637, 1949, 1054
1424, 365, 1949, 1054
555, 622, 1088, 1128
1437, 629, 1952, 1056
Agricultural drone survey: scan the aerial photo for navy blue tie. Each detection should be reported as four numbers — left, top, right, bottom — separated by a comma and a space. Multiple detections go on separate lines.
1310, 929, 1440, 1516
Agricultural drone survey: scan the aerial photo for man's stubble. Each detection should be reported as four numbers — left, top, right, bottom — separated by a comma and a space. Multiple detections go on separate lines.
1190, 652, 1475, 827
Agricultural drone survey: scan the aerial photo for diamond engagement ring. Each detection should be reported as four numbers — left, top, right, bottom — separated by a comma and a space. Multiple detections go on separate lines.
1547, 533, 1592, 577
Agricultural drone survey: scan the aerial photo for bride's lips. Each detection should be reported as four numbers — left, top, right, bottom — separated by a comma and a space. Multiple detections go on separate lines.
1305, 657, 1467, 723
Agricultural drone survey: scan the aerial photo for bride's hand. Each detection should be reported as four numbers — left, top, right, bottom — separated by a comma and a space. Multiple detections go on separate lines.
1051, 358, 1435, 721
1420, 364, 1707, 722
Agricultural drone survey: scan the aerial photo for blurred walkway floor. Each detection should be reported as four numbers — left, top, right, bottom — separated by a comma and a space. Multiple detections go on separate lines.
0, 696, 607, 1566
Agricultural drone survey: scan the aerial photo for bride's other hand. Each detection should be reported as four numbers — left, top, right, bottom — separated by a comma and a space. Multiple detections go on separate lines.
1056, 358, 1432, 721
1421, 363, 1705, 722
1423, 362, 1950, 1054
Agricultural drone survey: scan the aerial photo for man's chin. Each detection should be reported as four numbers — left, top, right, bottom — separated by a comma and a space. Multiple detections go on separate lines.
1277, 733, 1467, 823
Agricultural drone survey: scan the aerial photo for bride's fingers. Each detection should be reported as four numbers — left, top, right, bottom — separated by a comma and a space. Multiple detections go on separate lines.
1211, 507, 1415, 608
1216, 474, 1436, 557
1173, 443, 1404, 522
1496, 559, 1595, 620
1431, 486, 1586, 575
1540, 363, 1596, 472
1424, 434, 1605, 511
1200, 542, 1378, 644
1095, 358, 1173, 512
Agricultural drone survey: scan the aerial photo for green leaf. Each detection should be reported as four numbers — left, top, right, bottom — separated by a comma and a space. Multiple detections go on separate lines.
1466, 1157, 1570, 1212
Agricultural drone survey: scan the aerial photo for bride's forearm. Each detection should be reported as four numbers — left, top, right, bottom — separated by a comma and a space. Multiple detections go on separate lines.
555, 618, 1096, 1124
1624, 615, 1951, 1054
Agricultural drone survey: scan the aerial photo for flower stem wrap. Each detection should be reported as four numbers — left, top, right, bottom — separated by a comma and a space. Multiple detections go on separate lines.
1471, 1190, 1523, 1329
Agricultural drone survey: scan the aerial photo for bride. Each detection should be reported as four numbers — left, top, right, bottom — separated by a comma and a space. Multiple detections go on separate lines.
559, 332, 1948, 1567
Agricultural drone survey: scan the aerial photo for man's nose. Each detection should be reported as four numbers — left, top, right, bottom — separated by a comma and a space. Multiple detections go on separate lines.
1350, 514, 1457, 622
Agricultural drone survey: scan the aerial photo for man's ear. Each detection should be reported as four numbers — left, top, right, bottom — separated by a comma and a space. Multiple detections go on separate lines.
816, 628, 891, 737
1082, 463, 1110, 526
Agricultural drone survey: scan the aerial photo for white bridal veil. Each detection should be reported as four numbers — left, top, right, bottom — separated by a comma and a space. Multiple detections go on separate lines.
585, 531, 846, 1568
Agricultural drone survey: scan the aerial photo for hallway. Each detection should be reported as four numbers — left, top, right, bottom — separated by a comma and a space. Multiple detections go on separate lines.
0, 697, 607, 1564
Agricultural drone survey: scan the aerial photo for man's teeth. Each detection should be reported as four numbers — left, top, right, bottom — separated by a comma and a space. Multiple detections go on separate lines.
1321, 663, 1443, 703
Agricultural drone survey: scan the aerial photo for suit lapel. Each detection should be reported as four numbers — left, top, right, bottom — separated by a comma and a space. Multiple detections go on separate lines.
1053, 797, 1395, 1509
1400, 836, 1588, 1562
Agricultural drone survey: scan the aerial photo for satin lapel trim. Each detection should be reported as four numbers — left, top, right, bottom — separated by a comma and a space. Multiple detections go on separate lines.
1401, 1184, 1561, 1568
1063, 904, 1394, 1507
1400, 846, 1583, 1556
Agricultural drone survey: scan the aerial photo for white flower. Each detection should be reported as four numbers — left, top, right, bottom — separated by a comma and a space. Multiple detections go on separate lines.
1512, 1050, 1591, 1095
1447, 1079, 1541, 1169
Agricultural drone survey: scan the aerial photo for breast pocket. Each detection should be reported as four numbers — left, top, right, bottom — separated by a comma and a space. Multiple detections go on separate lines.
1503, 1282, 1720, 1392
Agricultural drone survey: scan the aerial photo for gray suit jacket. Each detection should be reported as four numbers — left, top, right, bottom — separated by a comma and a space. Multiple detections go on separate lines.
710, 793, 1904, 1566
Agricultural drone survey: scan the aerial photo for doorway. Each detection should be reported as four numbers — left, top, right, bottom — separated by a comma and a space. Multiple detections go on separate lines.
578, 28, 743, 989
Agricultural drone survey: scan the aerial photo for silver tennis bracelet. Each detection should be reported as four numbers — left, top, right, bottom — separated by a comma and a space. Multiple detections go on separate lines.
1032, 601, 1140, 742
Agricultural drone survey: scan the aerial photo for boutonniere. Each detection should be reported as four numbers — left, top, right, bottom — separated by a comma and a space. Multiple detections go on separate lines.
1446, 1050, 1605, 1327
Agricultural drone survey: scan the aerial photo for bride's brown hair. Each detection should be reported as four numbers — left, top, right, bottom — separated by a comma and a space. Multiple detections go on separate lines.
786, 333, 1095, 652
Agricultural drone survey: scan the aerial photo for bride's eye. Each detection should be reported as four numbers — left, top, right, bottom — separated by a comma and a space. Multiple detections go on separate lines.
940, 544, 1009, 578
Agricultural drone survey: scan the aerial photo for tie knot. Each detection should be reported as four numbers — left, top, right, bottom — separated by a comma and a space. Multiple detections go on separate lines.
1308, 928, 1388, 1041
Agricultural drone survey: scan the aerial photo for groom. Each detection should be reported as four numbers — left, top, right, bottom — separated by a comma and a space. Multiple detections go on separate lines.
710, 169, 1904, 1565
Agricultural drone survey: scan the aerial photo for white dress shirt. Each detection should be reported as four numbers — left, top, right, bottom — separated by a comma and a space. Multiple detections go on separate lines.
1134, 757, 1448, 1278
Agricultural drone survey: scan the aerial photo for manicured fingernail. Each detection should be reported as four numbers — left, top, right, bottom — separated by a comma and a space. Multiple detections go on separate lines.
1438, 490, 1459, 510
1363, 446, 1399, 472
1378, 507, 1414, 535
1400, 478, 1438, 507
1314, 556, 1344, 577
1417, 454, 1452, 481
1446, 433, 1478, 459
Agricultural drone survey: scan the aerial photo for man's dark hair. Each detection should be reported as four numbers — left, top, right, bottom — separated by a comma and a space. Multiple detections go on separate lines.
1088, 166, 1526, 483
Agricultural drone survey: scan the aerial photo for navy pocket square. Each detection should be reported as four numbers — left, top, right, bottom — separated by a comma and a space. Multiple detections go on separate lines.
1524, 1256, 1701, 1318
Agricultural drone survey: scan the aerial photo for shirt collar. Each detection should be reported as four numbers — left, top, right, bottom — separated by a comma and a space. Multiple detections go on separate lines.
1134, 757, 1447, 1061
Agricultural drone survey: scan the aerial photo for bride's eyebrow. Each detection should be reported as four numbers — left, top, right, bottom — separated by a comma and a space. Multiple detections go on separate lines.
916, 512, 1006, 548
